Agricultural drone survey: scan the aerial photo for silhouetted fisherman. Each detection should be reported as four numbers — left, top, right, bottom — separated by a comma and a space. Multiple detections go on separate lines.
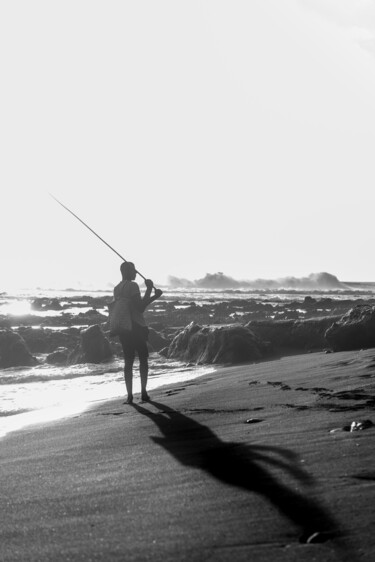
113, 262, 162, 404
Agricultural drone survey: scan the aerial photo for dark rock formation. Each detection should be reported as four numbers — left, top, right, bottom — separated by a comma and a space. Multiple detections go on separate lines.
148, 328, 170, 352
325, 305, 375, 351
0, 329, 37, 368
303, 296, 317, 307
247, 317, 340, 354
158, 346, 169, 357
31, 297, 62, 311
46, 347, 70, 365
0, 315, 11, 329
75, 309, 108, 323
168, 322, 264, 364
17, 327, 79, 354
68, 325, 113, 364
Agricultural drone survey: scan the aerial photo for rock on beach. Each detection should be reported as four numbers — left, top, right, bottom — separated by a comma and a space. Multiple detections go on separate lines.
168, 322, 264, 364
46, 347, 70, 365
68, 324, 113, 364
325, 304, 375, 351
147, 327, 170, 352
0, 329, 37, 368
17, 326, 80, 354
247, 316, 340, 354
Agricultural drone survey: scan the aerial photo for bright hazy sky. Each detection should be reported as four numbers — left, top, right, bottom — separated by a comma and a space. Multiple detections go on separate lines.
1, 0, 375, 290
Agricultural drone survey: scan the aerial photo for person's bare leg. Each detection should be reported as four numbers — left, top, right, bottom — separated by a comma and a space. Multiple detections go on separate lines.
124, 356, 134, 403
140, 357, 149, 401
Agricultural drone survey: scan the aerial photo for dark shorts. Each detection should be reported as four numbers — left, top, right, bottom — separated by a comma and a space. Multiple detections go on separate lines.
119, 324, 149, 361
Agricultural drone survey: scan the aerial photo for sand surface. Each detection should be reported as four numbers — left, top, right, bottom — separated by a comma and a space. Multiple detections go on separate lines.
1, 349, 375, 561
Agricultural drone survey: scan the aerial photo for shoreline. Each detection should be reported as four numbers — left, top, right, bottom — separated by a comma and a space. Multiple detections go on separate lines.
1, 349, 375, 561
0, 362, 216, 440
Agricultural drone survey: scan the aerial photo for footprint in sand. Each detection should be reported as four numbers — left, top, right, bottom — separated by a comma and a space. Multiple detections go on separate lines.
320, 402, 369, 412
267, 381, 291, 391
283, 404, 310, 411
185, 407, 255, 415
331, 390, 369, 400
99, 412, 125, 416
334, 360, 353, 367
165, 386, 186, 396
351, 472, 375, 481
311, 387, 330, 392
295, 387, 332, 396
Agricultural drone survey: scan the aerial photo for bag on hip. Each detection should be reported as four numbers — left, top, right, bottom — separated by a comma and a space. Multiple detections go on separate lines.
108, 298, 132, 336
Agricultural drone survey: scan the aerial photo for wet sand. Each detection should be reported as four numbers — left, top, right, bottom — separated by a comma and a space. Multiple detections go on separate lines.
1, 349, 375, 561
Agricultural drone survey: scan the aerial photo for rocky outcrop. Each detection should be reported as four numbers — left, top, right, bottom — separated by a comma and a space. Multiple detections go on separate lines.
325, 305, 375, 351
46, 347, 70, 365
0, 315, 11, 329
148, 328, 170, 352
17, 327, 80, 354
74, 309, 108, 324
0, 330, 37, 368
247, 316, 340, 354
31, 297, 62, 311
167, 322, 264, 364
68, 325, 113, 364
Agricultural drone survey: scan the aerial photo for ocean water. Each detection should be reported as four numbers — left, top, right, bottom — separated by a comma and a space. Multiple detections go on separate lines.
1, 284, 374, 439
0, 354, 214, 439
0, 288, 217, 439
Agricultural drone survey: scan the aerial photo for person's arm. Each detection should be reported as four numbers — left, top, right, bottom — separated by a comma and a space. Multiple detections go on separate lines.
141, 279, 163, 310
132, 280, 163, 313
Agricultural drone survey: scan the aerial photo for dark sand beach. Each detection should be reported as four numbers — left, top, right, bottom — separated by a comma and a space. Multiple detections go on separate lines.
1, 349, 375, 561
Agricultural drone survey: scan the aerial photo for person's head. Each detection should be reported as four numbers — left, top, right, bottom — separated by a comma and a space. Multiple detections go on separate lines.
121, 261, 136, 281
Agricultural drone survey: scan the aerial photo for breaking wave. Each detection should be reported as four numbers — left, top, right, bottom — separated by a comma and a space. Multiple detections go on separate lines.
0, 363, 123, 386
168, 272, 349, 290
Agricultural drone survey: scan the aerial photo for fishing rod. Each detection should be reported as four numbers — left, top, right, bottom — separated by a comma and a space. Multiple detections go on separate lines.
49, 193, 153, 286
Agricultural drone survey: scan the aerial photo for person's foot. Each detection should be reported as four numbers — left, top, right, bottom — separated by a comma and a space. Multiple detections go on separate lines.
141, 392, 150, 402
124, 395, 133, 405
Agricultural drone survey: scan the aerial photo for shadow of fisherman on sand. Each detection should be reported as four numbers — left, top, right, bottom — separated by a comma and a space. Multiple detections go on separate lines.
131, 400, 354, 558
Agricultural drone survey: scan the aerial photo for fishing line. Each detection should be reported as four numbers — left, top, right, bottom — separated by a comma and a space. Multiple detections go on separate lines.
49, 193, 149, 282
